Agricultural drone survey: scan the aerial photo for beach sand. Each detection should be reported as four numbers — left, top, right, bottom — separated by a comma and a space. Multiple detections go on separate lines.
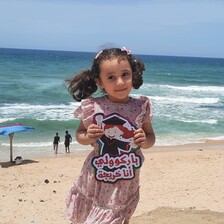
0, 141, 224, 224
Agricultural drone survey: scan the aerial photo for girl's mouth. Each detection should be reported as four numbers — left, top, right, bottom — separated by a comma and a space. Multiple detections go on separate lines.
115, 88, 127, 92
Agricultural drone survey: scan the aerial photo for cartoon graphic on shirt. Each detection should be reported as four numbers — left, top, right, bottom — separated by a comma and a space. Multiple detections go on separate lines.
91, 113, 142, 183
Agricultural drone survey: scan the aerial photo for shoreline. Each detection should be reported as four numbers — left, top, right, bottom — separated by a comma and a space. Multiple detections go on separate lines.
147, 139, 224, 153
1, 140, 224, 223
1, 139, 223, 163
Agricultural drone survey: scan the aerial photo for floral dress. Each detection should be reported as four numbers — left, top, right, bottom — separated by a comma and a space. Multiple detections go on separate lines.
65, 96, 152, 224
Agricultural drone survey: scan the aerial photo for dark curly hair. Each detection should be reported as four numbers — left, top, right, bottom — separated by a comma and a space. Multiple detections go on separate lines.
65, 47, 145, 102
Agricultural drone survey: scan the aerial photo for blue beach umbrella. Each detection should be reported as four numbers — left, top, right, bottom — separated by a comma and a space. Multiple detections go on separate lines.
0, 123, 35, 162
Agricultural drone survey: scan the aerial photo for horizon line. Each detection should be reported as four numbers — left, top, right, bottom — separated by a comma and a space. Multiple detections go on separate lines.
0, 47, 224, 60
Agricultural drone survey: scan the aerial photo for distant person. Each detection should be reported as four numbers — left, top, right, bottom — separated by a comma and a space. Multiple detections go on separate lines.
53, 132, 60, 154
64, 130, 72, 153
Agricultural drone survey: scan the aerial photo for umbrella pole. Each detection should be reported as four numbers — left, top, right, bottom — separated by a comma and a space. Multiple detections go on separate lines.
9, 133, 14, 162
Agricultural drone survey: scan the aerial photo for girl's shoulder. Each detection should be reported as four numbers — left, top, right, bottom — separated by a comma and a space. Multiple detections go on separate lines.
74, 96, 105, 116
131, 95, 152, 107
132, 96, 153, 124
74, 97, 95, 119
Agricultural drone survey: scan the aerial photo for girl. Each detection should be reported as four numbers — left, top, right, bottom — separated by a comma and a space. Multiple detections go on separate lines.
65, 47, 155, 224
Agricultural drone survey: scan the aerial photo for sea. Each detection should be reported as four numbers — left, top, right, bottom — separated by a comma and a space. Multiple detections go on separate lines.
0, 48, 224, 160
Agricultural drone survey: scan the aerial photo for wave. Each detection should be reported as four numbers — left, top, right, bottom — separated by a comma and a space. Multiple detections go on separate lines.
1, 136, 223, 149
1, 141, 79, 148
141, 83, 224, 94
179, 119, 217, 125
0, 118, 15, 123
0, 102, 80, 121
1, 141, 53, 148
132, 94, 219, 104
159, 85, 224, 93
151, 96, 219, 104
1, 94, 221, 124
206, 136, 224, 141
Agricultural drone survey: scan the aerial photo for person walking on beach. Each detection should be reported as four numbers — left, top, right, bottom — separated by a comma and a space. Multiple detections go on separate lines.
65, 47, 155, 224
64, 130, 72, 153
53, 132, 60, 154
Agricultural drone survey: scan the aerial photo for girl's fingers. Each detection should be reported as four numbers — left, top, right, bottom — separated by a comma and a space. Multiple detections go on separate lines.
134, 137, 146, 144
89, 129, 103, 135
134, 130, 146, 145
87, 126, 103, 139
134, 132, 146, 140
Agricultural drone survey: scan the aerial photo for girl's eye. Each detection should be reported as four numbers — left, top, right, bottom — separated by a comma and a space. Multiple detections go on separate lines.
108, 76, 115, 80
122, 72, 129, 77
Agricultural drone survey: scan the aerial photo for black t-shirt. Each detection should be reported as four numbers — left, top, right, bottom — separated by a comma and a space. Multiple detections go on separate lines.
65, 134, 71, 145
53, 136, 60, 144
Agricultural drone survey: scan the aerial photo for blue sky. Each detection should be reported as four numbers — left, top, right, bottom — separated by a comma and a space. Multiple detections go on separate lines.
1, 0, 224, 58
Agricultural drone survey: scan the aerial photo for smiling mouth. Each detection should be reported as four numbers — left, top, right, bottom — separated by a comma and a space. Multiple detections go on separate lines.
115, 88, 127, 92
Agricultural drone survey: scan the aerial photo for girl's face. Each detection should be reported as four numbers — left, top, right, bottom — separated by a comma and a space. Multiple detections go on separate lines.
96, 58, 133, 103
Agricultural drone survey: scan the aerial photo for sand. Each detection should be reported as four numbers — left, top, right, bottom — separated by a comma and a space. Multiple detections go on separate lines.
0, 141, 224, 224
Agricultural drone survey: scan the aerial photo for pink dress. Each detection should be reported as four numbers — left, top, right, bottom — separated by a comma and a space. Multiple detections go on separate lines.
65, 96, 152, 224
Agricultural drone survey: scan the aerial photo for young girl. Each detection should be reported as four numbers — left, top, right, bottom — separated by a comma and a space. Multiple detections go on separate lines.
65, 47, 155, 224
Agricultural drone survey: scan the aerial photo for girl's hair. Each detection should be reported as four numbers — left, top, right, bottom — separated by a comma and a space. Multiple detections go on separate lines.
65, 47, 145, 102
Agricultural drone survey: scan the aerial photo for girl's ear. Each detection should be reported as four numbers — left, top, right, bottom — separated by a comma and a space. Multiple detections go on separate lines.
95, 78, 104, 89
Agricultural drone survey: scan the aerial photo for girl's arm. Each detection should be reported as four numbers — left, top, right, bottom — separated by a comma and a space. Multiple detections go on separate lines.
134, 121, 155, 149
76, 121, 103, 145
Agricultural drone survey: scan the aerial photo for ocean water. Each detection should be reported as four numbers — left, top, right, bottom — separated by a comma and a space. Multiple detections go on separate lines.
0, 48, 224, 160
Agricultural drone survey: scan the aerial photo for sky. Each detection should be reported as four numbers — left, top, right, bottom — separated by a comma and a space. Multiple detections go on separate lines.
0, 0, 224, 58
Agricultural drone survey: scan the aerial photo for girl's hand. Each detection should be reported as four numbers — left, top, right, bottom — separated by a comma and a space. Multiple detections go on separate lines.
133, 128, 147, 147
86, 124, 103, 142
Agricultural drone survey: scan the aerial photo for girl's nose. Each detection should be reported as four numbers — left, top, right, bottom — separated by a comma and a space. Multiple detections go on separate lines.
117, 77, 124, 85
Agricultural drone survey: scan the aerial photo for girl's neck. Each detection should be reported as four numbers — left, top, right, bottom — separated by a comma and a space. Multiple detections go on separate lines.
105, 95, 131, 104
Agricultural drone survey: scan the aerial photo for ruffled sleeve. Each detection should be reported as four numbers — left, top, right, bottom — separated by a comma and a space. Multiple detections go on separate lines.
74, 97, 95, 128
135, 96, 153, 127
